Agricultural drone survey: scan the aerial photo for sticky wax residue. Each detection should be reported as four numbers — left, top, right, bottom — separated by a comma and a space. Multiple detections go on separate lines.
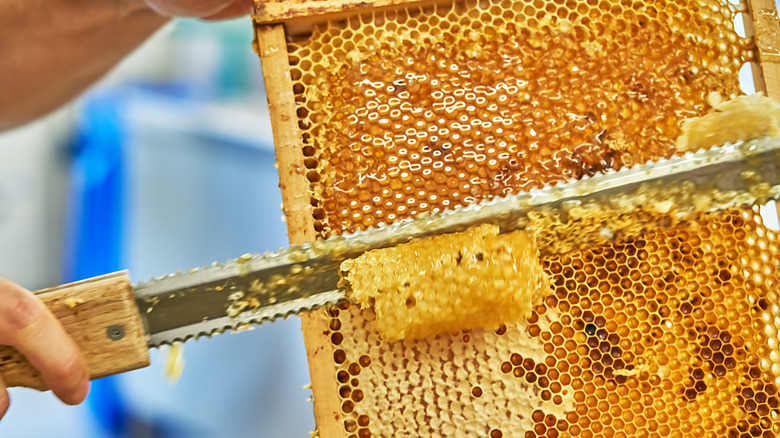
64, 298, 85, 309
164, 343, 185, 383
339, 224, 549, 341
677, 93, 780, 152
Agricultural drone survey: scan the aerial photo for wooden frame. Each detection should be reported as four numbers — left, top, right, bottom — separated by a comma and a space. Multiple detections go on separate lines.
744, 0, 780, 220
254, 0, 428, 25
746, 0, 780, 98
252, 1, 780, 436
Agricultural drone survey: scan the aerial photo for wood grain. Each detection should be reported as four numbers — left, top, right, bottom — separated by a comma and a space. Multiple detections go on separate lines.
256, 24, 317, 244
745, 0, 780, 96
0, 271, 149, 391
743, 0, 780, 222
254, 2, 780, 436
254, 0, 426, 24
255, 23, 344, 438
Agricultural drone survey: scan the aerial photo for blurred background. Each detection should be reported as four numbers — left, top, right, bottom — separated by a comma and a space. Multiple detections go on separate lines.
0, 10, 779, 438
0, 18, 315, 438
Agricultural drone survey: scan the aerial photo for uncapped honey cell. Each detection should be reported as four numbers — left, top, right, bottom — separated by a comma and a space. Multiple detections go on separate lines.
288, 0, 753, 237
278, 0, 780, 436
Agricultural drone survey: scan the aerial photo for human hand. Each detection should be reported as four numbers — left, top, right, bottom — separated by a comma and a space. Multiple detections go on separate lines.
145, 0, 254, 19
0, 279, 89, 419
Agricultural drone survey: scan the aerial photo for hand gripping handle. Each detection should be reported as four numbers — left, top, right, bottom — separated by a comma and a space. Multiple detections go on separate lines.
0, 272, 149, 390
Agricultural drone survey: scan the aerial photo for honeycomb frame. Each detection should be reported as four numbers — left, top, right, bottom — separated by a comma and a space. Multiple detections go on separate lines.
329, 206, 780, 438
252, 0, 780, 436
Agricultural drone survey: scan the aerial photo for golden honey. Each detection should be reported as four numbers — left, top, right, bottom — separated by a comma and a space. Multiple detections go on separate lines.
277, 0, 779, 436
327, 207, 780, 437
287, 0, 754, 237
339, 224, 548, 341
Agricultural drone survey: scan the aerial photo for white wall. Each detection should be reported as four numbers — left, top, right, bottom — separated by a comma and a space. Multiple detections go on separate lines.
0, 111, 73, 290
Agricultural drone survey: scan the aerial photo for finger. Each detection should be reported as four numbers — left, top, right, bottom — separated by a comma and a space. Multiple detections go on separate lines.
0, 280, 89, 405
202, 0, 253, 20
0, 374, 9, 420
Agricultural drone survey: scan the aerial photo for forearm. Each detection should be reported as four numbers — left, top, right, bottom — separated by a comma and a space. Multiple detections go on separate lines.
0, 0, 169, 130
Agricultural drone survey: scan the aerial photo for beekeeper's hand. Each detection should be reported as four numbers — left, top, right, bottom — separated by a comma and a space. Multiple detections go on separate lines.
0, 0, 253, 131
0, 279, 89, 419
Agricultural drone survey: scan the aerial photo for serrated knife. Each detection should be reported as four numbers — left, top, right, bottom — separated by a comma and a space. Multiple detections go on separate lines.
1, 136, 779, 391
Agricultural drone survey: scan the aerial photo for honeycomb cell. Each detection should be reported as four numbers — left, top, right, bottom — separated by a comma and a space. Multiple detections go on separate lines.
289, 0, 753, 237
324, 205, 780, 436
279, 0, 780, 435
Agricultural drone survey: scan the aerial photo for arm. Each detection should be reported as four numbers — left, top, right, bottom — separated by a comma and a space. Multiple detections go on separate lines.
0, 0, 251, 131
0, 0, 251, 419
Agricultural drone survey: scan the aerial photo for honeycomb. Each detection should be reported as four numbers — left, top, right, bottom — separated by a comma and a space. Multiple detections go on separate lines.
327, 207, 780, 437
676, 93, 780, 152
274, 0, 777, 435
287, 0, 755, 237
339, 224, 548, 341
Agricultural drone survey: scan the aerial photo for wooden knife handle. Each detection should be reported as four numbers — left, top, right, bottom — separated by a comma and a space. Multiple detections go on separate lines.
0, 271, 150, 391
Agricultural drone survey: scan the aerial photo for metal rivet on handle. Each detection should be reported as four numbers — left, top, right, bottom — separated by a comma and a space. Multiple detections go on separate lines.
107, 324, 125, 341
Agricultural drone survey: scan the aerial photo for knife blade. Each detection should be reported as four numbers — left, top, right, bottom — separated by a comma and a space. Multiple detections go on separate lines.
1, 136, 779, 390
136, 135, 780, 348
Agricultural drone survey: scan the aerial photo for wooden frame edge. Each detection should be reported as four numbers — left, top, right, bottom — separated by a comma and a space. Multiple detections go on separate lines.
255, 23, 345, 438
743, 0, 780, 219
745, 0, 780, 97
255, 24, 317, 243
254, 0, 429, 25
